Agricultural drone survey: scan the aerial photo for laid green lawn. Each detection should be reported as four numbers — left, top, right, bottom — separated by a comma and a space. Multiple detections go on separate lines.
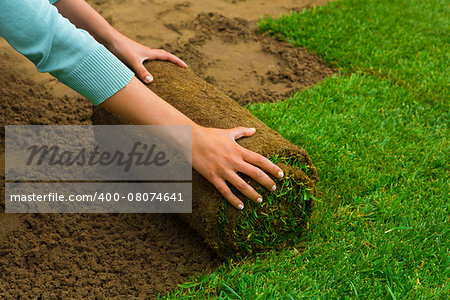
258, 0, 449, 106
166, 0, 449, 298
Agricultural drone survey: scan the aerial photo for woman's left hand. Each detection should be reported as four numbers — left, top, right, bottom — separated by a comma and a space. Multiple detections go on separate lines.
52, 0, 187, 84
108, 35, 188, 84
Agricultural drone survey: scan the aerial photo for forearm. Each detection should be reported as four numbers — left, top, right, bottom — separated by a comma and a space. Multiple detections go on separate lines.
100, 77, 199, 151
0, 0, 134, 105
54, 0, 123, 48
100, 77, 197, 126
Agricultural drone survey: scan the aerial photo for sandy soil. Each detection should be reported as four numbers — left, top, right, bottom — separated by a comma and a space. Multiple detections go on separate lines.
1, 0, 332, 298
163, 12, 334, 104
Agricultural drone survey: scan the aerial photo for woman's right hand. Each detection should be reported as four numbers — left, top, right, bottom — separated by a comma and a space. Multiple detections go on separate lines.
100, 78, 282, 210
192, 125, 284, 210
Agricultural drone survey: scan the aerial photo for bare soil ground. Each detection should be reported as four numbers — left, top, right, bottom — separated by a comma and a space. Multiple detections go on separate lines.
0, 0, 332, 297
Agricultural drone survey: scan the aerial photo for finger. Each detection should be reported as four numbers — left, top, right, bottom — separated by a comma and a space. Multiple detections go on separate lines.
228, 173, 263, 203
133, 62, 154, 84
229, 127, 256, 140
239, 163, 276, 192
212, 180, 244, 210
244, 151, 284, 180
152, 50, 188, 68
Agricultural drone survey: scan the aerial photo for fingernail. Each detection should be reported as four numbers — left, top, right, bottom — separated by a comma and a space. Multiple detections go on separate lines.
271, 185, 276, 191
181, 60, 188, 67
249, 128, 256, 133
257, 197, 262, 203
144, 75, 153, 83
238, 204, 244, 210
278, 171, 284, 178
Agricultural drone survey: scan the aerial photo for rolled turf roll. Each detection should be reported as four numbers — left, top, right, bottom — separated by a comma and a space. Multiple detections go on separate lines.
92, 61, 319, 257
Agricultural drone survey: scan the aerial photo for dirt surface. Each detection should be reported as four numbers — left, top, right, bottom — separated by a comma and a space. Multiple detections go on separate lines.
1, 0, 332, 298
163, 12, 334, 104
1, 214, 221, 298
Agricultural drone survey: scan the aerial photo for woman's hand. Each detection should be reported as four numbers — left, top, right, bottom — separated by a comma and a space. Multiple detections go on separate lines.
192, 125, 284, 210
108, 35, 188, 84
54, 0, 187, 84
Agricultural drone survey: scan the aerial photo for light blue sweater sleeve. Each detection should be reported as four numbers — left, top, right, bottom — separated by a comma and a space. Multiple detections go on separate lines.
0, 0, 135, 105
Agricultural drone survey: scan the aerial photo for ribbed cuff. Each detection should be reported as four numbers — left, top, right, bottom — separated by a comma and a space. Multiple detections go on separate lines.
49, 0, 60, 4
55, 45, 135, 105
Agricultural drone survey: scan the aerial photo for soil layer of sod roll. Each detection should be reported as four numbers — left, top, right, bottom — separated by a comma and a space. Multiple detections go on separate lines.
92, 61, 319, 257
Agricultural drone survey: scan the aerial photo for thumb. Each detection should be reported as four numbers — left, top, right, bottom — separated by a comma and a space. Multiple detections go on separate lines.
230, 127, 256, 140
134, 63, 154, 84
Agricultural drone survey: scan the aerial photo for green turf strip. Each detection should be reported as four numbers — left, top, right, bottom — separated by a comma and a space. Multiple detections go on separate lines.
165, 0, 449, 298
167, 74, 448, 299
258, 0, 449, 105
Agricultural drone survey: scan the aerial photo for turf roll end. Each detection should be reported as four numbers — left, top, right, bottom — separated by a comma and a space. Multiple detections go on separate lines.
92, 61, 318, 257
